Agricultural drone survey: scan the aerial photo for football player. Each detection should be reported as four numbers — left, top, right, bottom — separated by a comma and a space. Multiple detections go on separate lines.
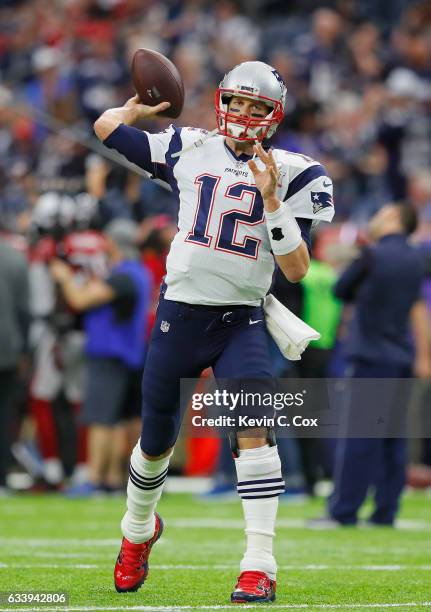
94, 61, 334, 603
28, 191, 107, 487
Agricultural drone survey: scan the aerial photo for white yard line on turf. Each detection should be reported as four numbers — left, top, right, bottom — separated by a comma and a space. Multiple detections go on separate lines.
152, 518, 431, 530
32, 552, 105, 558
0, 603, 431, 611
1, 563, 431, 571
0, 539, 120, 546
0, 563, 99, 569
2, 541, 430, 556
10, 548, 430, 558
149, 564, 431, 571
1, 518, 430, 542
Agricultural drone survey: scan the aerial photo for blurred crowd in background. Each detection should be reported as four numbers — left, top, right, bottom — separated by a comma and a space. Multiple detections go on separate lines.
0, 0, 431, 496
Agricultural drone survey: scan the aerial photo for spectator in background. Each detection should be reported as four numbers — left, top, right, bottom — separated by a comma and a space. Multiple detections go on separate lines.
407, 170, 431, 240
86, 155, 141, 224
25, 46, 77, 140
325, 204, 431, 526
137, 215, 177, 332
301, 8, 347, 104
299, 238, 342, 378
296, 233, 343, 493
211, 0, 260, 73
410, 189, 431, 474
378, 68, 431, 201
72, 25, 128, 123
26, 190, 105, 489
0, 232, 30, 494
50, 219, 152, 496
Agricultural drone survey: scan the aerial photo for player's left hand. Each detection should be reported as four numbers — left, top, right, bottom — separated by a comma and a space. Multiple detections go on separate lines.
50, 258, 73, 283
248, 143, 279, 200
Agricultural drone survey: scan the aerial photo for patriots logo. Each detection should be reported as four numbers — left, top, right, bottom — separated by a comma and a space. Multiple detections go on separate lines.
311, 191, 333, 214
271, 69, 287, 103
271, 227, 284, 241
160, 320, 170, 333
256, 578, 271, 596
271, 69, 285, 87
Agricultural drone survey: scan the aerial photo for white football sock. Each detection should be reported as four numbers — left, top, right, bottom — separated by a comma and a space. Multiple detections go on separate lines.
121, 441, 171, 543
235, 444, 285, 580
43, 458, 64, 485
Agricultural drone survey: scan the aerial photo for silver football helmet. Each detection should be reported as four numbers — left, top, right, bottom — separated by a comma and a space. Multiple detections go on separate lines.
215, 61, 287, 141
32, 192, 76, 233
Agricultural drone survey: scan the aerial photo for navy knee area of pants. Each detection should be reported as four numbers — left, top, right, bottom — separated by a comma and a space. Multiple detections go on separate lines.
140, 412, 180, 456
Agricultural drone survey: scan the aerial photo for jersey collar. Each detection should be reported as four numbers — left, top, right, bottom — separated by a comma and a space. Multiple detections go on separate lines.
223, 140, 271, 162
223, 141, 253, 162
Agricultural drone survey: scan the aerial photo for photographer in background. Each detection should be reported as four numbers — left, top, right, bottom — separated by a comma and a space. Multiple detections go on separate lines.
50, 219, 152, 496
27, 192, 106, 488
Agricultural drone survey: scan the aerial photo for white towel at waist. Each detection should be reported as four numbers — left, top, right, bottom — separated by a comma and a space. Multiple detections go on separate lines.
263, 293, 321, 361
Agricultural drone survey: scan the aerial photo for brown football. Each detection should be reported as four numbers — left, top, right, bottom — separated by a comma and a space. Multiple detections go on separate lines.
131, 48, 184, 118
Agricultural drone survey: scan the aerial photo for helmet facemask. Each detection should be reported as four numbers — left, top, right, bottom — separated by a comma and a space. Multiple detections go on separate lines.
215, 89, 284, 142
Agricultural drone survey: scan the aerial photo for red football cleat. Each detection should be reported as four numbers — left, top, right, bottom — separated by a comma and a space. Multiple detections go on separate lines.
231, 570, 276, 604
114, 512, 164, 593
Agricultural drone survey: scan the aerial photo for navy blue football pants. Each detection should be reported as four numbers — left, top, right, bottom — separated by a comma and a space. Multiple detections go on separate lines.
329, 360, 410, 525
140, 290, 273, 456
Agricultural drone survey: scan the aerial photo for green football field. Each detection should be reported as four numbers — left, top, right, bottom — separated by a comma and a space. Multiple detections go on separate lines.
0, 491, 430, 611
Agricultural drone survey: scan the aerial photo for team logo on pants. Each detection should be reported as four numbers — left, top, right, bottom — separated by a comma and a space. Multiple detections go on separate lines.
160, 321, 170, 333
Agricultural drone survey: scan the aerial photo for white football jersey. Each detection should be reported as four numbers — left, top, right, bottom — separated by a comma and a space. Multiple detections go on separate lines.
145, 126, 334, 306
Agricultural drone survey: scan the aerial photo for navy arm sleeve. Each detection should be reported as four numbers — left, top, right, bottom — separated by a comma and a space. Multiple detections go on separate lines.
334, 248, 371, 302
103, 124, 155, 176
296, 218, 312, 253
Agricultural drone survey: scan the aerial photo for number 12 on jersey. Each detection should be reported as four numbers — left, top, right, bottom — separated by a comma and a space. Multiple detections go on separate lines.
185, 174, 264, 259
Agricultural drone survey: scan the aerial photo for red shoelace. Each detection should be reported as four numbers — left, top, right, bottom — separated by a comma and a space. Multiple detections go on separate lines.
120, 540, 148, 571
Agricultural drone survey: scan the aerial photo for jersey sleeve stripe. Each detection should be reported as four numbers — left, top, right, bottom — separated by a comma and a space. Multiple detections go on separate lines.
103, 124, 153, 171
149, 127, 182, 204
284, 164, 327, 201
165, 126, 183, 168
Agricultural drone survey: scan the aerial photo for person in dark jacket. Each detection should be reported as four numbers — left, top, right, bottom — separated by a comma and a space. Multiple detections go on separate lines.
0, 235, 29, 493
51, 220, 152, 495
328, 203, 431, 525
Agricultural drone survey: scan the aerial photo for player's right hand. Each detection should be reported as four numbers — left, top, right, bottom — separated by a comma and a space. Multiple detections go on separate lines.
94, 96, 171, 140
124, 95, 171, 120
